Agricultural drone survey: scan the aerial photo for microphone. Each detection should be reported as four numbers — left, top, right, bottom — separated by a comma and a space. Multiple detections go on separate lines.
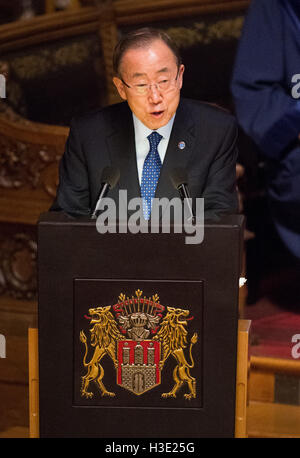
91, 166, 120, 219
170, 168, 195, 221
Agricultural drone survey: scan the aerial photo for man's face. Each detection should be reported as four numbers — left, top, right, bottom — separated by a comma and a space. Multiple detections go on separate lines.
113, 39, 184, 130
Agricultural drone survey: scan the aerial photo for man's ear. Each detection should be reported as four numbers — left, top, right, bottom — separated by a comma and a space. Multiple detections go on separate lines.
113, 77, 127, 100
178, 64, 185, 90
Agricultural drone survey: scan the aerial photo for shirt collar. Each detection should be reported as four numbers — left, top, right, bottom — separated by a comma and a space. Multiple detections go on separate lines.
132, 113, 176, 142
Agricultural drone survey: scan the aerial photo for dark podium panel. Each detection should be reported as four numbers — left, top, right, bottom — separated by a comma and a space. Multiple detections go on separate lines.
37, 213, 244, 438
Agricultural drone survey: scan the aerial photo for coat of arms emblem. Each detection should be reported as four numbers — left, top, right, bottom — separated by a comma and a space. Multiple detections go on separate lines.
80, 289, 198, 400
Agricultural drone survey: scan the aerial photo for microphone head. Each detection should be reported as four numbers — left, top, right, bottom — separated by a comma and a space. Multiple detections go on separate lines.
101, 166, 120, 189
169, 167, 188, 189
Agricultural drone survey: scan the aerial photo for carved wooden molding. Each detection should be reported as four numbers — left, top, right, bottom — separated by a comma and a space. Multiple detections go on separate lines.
98, 7, 120, 105
114, 0, 250, 24
0, 232, 37, 301
0, 115, 67, 197
0, 7, 101, 53
0, 136, 61, 195
0, 114, 69, 144
0, 115, 68, 223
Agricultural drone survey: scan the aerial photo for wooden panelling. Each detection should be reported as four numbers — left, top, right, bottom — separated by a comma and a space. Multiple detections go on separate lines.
247, 402, 300, 438
249, 371, 275, 403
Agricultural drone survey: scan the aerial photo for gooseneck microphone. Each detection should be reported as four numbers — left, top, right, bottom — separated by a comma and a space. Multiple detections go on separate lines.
91, 166, 120, 219
170, 168, 195, 221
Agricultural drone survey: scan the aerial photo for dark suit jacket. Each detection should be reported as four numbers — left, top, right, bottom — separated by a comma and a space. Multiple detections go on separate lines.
51, 98, 238, 220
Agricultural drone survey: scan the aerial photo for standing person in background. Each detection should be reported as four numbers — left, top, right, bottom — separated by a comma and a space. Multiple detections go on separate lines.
231, 0, 300, 305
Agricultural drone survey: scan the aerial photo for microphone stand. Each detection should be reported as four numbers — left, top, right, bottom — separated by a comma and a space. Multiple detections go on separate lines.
177, 183, 195, 222
91, 183, 110, 219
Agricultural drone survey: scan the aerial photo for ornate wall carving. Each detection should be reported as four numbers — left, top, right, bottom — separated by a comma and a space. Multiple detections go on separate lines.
0, 231, 37, 300
0, 137, 60, 198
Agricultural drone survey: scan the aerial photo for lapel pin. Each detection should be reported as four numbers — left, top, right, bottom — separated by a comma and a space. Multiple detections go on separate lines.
178, 141, 186, 150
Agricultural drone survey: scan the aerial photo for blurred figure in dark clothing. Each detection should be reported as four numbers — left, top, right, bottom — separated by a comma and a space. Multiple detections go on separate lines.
231, 0, 300, 308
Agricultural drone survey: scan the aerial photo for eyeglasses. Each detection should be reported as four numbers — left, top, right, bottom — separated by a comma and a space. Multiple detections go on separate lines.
120, 68, 180, 96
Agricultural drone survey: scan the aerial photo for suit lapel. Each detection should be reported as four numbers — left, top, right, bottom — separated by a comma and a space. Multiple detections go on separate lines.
106, 103, 141, 203
155, 99, 196, 201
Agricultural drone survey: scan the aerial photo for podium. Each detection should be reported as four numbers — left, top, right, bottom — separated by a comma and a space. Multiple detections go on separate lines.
36, 212, 245, 438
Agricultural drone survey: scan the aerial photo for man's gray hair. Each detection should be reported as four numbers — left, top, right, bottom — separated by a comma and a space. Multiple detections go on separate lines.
113, 27, 182, 76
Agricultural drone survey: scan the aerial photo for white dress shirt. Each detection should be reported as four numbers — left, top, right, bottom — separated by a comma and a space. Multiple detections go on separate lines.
133, 113, 175, 185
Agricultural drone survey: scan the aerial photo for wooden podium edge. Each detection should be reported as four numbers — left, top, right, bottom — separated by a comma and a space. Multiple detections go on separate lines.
235, 319, 251, 438
28, 328, 39, 438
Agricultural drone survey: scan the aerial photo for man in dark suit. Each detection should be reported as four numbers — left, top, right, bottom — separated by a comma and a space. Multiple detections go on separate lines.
51, 28, 238, 220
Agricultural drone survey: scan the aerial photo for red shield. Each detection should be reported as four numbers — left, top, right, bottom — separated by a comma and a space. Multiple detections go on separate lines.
117, 340, 161, 395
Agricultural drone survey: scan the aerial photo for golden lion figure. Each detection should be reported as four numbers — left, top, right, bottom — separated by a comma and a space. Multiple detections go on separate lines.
153, 306, 198, 400
80, 306, 125, 398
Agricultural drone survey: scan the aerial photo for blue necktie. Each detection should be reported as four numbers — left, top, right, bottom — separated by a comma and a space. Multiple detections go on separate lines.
141, 131, 163, 220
